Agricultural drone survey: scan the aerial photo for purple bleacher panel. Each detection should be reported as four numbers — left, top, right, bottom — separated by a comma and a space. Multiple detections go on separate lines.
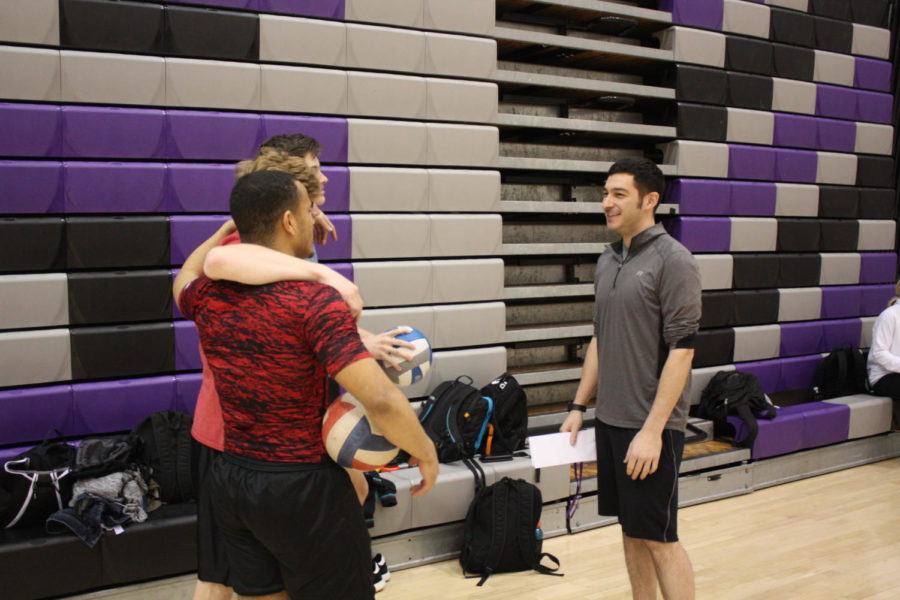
70, 376, 177, 435
780, 321, 825, 356
728, 145, 775, 180
321, 166, 349, 212
665, 179, 731, 214
821, 286, 862, 319
256, 0, 344, 19
260, 115, 348, 163
0, 103, 61, 157
727, 406, 802, 459
174, 320, 201, 371
62, 107, 167, 159
315, 214, 351, 260
325, 261, 354, 282
167, 163, 235, 212
854, 57, 892, 93
815, 85, 858, 120
0, 160, 64, 213
799, 402, 849, 448
861, 284, 895, 316
166, 0, 257, 7
774, 148, 817, 183
860, 253, 898, 284
856, 90, 893, 124
658, 0, 723, 29
175, 372, 203, 414
166, 111, 262, 160
822, 318, 862, 350
63, 162, 168, 213
735, 360, 780, 395
730, 181, 776, 216
0, 385, 73, 446
773, 113, 817, 149
664, 217, 730, 252
816, 119, 856, 153
169, 215, 231, 264
779, 354, 822, 392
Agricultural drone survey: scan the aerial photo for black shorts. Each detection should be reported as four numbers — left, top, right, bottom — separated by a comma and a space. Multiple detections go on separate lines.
192, 442, 231, 586
209, 453, 373, 600
594, 421, 684, 543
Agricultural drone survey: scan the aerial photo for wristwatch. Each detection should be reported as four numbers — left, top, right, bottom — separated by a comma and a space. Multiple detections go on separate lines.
567, 402, 587, 413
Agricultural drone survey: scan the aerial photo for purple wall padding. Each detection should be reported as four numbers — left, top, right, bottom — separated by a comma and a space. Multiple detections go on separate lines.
260, 115, 348, 163
64, 162, 168, 213
822, 318, 862, 350
774, 148, 817, 182
821, 286, 862, 319
167, 163, 235, 212
175, 372, 202, 415
730, 181, 776, 215
860, 253, 898, 284
773, 113, 817, 149
735, 360, 781, 394
816, 119, 856, 152
856, 90, 893, 124
854, 57, 892, 92
169, 215, 231, 265
321, 166, 350, 212
779, 355, 822, 392
315, 214, 352, 260
62, 106, 167, 159
0, 103, 61, 156
659, 0, 723, 30
70, 376, 177, 435
665, 217, 731, 252
0, 385, 73, 446
727, 406, 803, 459
665, 179, 731, 214
174, 320, 201, 371
816, 85, 858, 120
780, 321, 825, 356
728, 145, 775, 180
167, 111, 263, 160
256, 0, 344, 19
861, 284, 896, 315
799, 402, 850, 448
0, 160, 64, 213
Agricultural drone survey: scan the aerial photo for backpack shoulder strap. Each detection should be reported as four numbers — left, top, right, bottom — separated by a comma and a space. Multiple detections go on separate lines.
734, 403, 760, 447
477, 480, 509, 586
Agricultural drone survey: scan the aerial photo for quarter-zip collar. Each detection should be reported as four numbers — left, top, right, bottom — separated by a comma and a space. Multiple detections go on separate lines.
610, 223, 666, 262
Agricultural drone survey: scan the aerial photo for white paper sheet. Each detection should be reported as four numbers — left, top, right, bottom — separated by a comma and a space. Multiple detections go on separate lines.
527, 429, 596, 469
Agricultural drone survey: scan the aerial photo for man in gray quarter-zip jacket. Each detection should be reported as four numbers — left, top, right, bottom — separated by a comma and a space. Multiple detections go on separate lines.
561, 157, 701, 600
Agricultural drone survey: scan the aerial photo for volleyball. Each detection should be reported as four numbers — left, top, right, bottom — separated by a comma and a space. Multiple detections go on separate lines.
322, 393, 399, 470
381, 326, 432, 387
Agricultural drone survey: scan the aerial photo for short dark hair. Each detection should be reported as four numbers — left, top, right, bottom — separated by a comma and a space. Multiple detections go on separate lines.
258, 133, 321, 158
230, 170, 301, 244
607, 157, 665, 198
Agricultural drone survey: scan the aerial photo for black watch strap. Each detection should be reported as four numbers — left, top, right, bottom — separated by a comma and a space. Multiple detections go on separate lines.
567, 402, 587, 413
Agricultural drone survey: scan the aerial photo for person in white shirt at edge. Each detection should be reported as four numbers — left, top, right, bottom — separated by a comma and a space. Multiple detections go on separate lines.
867, 279, 900, 428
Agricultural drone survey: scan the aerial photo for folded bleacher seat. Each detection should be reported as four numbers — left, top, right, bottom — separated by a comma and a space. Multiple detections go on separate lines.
666, 179, 731, 215
71, 376, 177, 435
0, 103, 62, 157
823, 318, 862, 350
166, 164, 234, 213
861, 284, 896, 315
855, 122, 894, 156
313, 215, 352, 261
167, 110, 262, 160
727, 71, 773, 110
732, 253, 779, 289
860, 253, 897, 284
810, 0, 851, 20
70, 322, 174, 380
775, 148, 817, 184
812, 16, 852, 54
732, 181, 777, 216
62, 51, 166, 106
778, 287, 822, 322
174, 320, 201, 371
857, 219, 896, 251
726, 36, 773, 76
701, 291, 736, 328
815, 84, 858, 120
165, 58, 260, 111
776, 218, 820, 252
0, 329, 72, 386
0, 385, 73, 446
775, 183, 819, 217
737, 357, 781, 393
665, 141, 729, 178
728, 401, 849, 459
819, 220, 859, 252
260, 64, 349, 115
854, 57, 892, 93
818, 185, 859, 218
856, 155, 894, 188
348, 72, 427, 120
0, 0, 60, 46
821, 286, 862, 318
667, 217, 731, 252
813, 50, 855, 87
819, 252, 860, 285
674, 64, 728, 105
346, 23, 426, 73
780, 321, 825, 356
0, 273, 68, 329
815, 151, 857, 185
64, 162, 168, 213
825, 395, 893, 439
817, 118, 855, 153
770, 8, 814, 47
856, 90, 893, 124
851, 0, 891, 27
0, 160, 64, 214
723, 0, 770, 38
67, 216, 169, 269
60, 0, 164, 54
730, 217, 777, 251
164, 4, 259, 61
658, 26, 727, 68
61, 106, 167, 159
0, 46, 61, 102
0, 217, 67, 272
778, 253, 821, 287
727, 108, 774, 145
694, 328, 736, 368
771, 43, 815, 82
734, 289, 780, 326
729, 144, 775, 180
696, 254, 734, 290
68, 270, 172, 325
677, 103, 728, 142
851, 24, 891, 60
858, 189, 895, 220
662, 0, 724, 30
773, 113, 817, 149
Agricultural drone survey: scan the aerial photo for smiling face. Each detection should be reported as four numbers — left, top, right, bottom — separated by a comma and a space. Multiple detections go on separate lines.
301, 152, 329, 213
602, 172, 659, 246
288, 181, 316, 259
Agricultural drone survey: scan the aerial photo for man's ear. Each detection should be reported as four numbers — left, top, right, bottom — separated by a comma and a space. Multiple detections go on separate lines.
281, 209, 296, 236
643, 191, 660, 211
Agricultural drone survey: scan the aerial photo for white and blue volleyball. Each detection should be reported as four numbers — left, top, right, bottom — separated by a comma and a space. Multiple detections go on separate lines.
381, 326, 432, 387
322, 393, 399, 470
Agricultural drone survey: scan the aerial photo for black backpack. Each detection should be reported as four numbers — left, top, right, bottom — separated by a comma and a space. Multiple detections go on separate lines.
418, 376, 493, 463
479, 373, 528, 457
70, 434, 141, 480
814, 347, 870, 400
696, 370, 777, 448
133, 411, 195, 503
459, 477, 562, 586
0, 436, 76, 529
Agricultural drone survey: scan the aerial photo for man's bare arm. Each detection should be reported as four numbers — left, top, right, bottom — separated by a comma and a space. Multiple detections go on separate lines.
560, 336, 599, 445
172, 220, 236, 311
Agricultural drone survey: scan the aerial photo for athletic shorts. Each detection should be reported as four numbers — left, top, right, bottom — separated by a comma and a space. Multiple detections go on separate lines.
192, 441, 231, 586
209, 453, 374, 600
594, 420, 685, 543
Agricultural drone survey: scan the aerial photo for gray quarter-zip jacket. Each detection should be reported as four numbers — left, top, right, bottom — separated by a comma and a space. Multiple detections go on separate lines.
592, 223, 702, 432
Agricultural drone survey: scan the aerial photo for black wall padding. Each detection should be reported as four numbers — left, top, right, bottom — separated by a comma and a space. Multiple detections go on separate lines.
68, 270, 173, 325
66, 217, 169, 269
813, 17, 853, 54
677, 103, 727, 141
60, 0, 164, 53
693, 328, 735, 368
700, 291, 735, 329
0, 217, 67, 273
725, 37, 773, 76
732, 254, 780, 289
859, 189, 897, 219
674, 65, 727, 105
777, 219, 822, 252
857, 156, 896, 188
164, 5, 259, 61
733, 289, 779, 326
819, 220, 860, 252
770, 9, 815, 47
771, 44, 815, 81
818, 186, 860, 218
70, 322, 174, 379
727, 71, 773, 110
810, 0, 852, 21
778, 254, 822, 287
852, 0, 891, 27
